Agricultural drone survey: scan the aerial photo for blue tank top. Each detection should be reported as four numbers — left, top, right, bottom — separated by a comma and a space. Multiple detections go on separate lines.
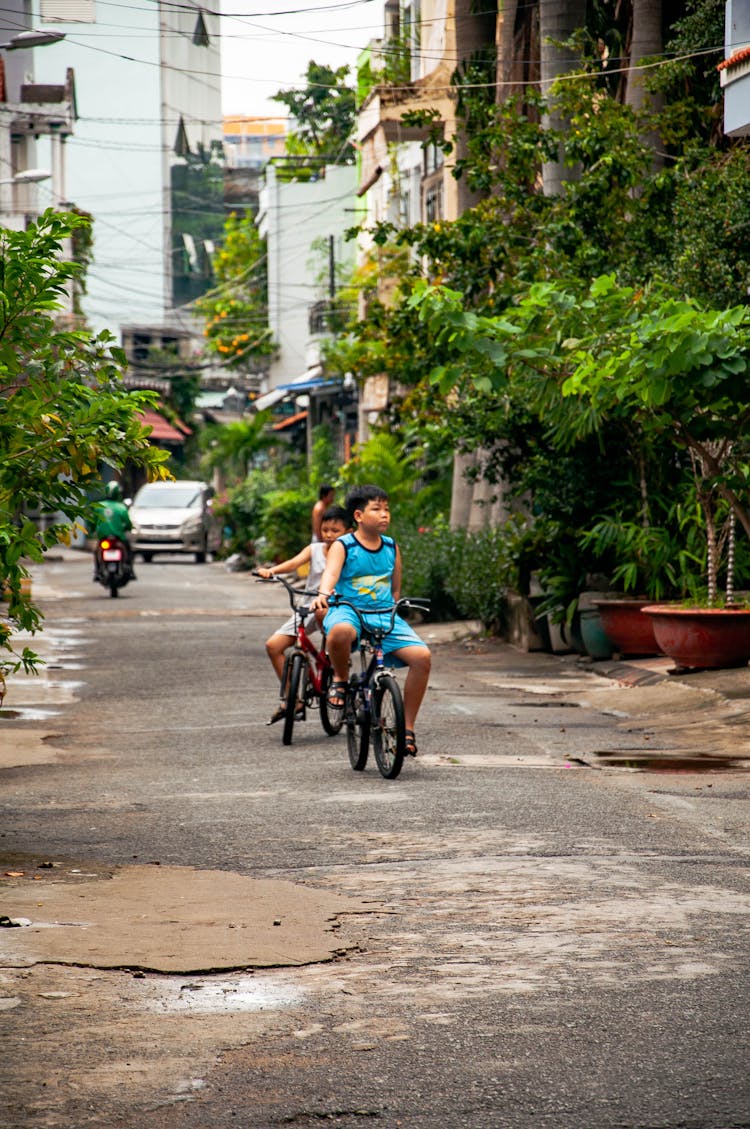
336, 532, 397, 612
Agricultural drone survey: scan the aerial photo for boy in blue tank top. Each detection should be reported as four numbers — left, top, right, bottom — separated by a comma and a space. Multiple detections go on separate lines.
311, 484, 431, 756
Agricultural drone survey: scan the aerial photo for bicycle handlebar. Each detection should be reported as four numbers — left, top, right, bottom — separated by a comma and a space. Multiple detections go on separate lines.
328, 594, 430, 641
252, 571, 313, 614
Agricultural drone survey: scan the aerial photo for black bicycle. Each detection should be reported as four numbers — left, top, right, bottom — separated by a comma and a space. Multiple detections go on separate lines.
255, 574, 345, 746
330, 595, 430, 780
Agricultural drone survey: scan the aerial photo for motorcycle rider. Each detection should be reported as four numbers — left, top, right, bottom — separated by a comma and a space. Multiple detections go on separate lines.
94, 481, 136, 579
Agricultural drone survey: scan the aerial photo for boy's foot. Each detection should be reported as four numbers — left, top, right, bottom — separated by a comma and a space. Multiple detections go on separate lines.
404, 729, 418, 756
267, 702, 286, 725
327, 680, 348, 709
267, 702, 304, 725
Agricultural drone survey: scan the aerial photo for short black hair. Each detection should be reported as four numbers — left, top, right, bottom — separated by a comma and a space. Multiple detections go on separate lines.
345, 484, 389, 522
321, 504, 349, 526
318, 483, 335, 500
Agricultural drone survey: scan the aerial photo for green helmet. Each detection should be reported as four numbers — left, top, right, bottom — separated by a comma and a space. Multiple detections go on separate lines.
105, 481, 122, 501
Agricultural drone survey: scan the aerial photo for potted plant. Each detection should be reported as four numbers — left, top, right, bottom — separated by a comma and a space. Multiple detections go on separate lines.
580, 507, 706, 656
561, 284, 750, 670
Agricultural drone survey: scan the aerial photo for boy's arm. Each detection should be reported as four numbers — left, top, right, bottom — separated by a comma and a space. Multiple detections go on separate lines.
391, 545, 402, 602
256, 543, 312, 579
310, 541, 345, 609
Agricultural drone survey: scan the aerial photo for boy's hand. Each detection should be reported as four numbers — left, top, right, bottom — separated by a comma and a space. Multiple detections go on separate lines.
310, 592, 330, 612
256, 566, 274, 579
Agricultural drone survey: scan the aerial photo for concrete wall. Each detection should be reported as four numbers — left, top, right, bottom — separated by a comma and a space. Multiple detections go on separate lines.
259, 163, 357, 388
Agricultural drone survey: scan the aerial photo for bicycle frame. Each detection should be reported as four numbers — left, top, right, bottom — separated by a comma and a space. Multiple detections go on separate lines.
292, 612, 330, 697
256, 572, 332, 698
331, 595, 428, 709
330, 594, 429, 778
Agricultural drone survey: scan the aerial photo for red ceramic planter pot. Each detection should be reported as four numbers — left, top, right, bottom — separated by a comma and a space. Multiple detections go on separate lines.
640, 605, 750, 669
594, 599, 662, 657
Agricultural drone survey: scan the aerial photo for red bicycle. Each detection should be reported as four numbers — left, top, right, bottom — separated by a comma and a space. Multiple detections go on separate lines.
255, 573, 345, 746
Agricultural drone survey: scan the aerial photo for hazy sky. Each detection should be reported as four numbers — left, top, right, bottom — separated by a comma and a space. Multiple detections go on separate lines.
220, 0, 381, 117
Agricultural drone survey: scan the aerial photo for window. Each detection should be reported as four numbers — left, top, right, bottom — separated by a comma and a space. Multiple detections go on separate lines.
40, 0, 95, 21
423, 143, 444, 176
424, 181, 443, 224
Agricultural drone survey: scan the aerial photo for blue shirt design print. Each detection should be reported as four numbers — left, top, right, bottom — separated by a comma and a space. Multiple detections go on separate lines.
336, 532, 396, 612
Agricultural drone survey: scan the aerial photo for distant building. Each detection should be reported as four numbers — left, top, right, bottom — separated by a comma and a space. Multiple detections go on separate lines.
257, 162, 357, 390
0, 6, 76, 233
223, 116, 287, 215
31, 0, 224, 335
224, 117, 286, 170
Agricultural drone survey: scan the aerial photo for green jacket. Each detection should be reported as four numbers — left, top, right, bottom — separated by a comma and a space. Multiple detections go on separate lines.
95, 500, 132, 541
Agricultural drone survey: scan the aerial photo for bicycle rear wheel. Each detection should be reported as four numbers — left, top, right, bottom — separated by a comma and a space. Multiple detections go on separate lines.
372, 674, 405, 779
346, 679, 369, 771
282, 652, 306, 746
319, 665, 345, 736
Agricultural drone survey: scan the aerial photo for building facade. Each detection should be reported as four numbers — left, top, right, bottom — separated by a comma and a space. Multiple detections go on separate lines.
257, 161, 357, 390
0, 5, 76, 236
31, 0, 223, 336
355, 0, 500, 528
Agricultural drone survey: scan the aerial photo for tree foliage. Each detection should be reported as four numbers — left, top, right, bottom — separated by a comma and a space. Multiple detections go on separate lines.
0, 212, 171, 676
272, 61, 356, 174
195, 211, 275, 368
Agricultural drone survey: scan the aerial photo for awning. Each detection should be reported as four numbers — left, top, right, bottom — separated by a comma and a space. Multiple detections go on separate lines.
253, 366, 323, 412
272, 410, 308, 431
138, 408, 189, 443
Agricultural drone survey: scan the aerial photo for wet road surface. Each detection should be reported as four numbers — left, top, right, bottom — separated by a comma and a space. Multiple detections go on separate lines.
1, 552, 749, 1128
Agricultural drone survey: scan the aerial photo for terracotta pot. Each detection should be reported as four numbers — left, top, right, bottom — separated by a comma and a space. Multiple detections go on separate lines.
594, 599, 662, 657
640, 605, 750, 669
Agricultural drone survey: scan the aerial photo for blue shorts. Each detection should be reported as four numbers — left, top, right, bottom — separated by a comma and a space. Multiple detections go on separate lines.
323, 605, 428, 662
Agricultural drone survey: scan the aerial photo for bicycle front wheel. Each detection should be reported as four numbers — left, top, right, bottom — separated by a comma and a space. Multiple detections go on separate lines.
372, 674, 405, 779
319, 665, 345, 736
346, 679, 370, 771
282, 652, 306, 746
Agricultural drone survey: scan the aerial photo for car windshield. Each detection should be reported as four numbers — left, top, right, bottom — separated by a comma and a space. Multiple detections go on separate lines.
134, 485, 201, 509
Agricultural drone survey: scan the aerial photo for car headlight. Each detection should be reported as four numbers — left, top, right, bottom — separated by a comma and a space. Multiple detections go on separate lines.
181, 516, 202, 535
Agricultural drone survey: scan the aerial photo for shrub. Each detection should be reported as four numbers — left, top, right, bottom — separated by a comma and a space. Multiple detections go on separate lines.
445, 526, 509, 631
259, 488, 314, 561
399, 514, 542, 630
398, 520, 461, 620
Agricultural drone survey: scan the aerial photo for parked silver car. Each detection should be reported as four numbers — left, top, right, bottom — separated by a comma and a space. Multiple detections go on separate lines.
130, 480, 220, 563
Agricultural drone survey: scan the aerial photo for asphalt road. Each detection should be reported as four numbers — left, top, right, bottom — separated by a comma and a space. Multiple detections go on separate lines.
1, 552, 749, 1128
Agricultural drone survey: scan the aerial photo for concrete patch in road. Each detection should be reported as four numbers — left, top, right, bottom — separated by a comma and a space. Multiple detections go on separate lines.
0, 865, 367, 973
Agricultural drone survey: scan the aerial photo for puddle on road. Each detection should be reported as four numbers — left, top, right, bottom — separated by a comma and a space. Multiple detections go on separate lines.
0, 707, 61, 721
143, 973, 303, 1015
592, 751, 750, 772
512, 701, 581, 708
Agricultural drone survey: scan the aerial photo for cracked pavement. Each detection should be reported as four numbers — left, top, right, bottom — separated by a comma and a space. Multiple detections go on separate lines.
1, 551, 749, 1128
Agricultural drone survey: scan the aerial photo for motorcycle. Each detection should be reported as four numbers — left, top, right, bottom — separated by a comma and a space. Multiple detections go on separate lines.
94, 536, 133, 598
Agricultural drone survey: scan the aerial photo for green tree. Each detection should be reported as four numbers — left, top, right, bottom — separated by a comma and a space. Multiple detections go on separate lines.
199, 412, 275, 483
0, 212, 170, 677
195, 211, 274, 368
272, 61, 356, 174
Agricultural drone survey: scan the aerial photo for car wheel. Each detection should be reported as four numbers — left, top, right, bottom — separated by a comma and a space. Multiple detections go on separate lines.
141, 552, 154, 563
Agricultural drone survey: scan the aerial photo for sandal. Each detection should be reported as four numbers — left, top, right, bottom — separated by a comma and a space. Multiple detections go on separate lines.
327, 679, 348, 710
267, 701, 304, 725
404, 729, 418, 757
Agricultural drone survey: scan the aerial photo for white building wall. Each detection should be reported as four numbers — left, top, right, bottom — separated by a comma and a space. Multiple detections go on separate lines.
31, 0, 222, 336
259, 163, 358, 389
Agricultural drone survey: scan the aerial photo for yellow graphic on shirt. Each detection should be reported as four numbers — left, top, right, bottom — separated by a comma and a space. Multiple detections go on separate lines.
353, 573, 391, 601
